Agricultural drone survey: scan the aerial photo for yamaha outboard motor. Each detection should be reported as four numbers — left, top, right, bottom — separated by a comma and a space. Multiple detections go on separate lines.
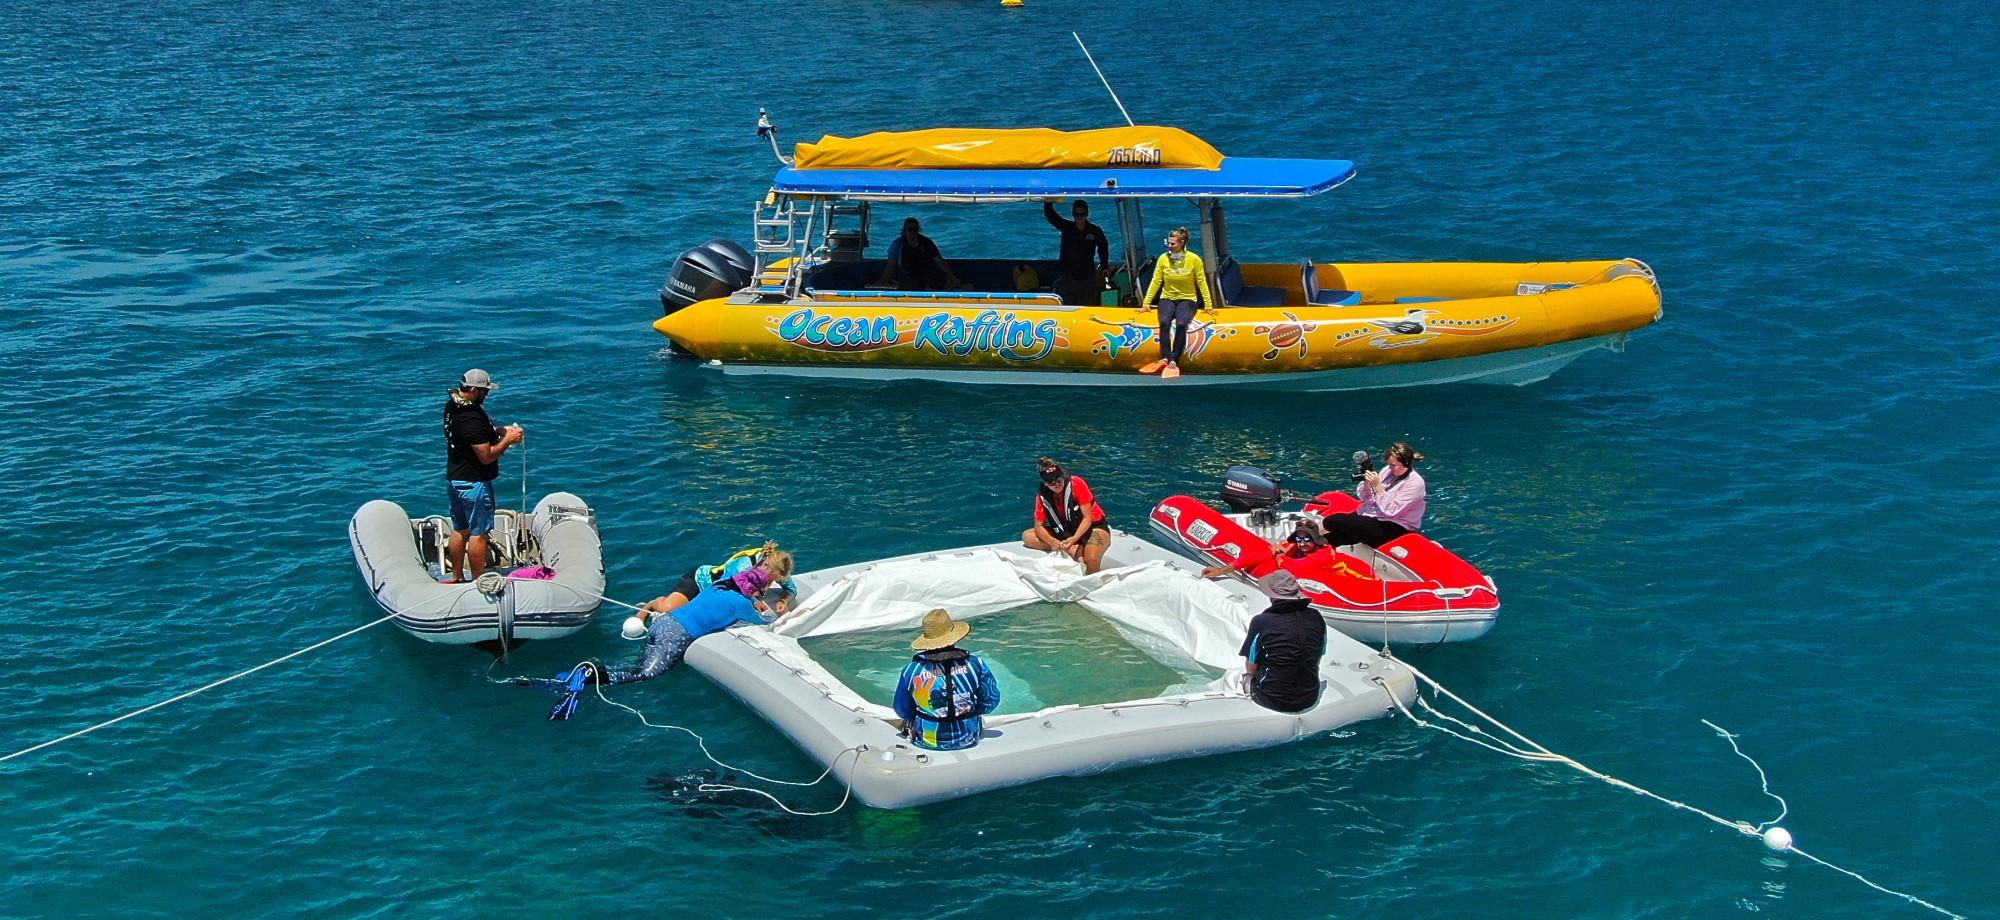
1221, 465, 1283, 515
659, 238, 754, 316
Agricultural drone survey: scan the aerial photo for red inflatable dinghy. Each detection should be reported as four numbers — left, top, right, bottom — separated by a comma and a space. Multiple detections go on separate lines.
1149, 493, 1499, 645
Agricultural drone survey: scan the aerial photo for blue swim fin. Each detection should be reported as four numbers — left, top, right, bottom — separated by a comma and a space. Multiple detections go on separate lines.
545, 664, 594, 721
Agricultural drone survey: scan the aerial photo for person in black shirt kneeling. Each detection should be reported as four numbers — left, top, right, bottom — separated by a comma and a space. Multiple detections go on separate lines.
1238, 570, 1327, 713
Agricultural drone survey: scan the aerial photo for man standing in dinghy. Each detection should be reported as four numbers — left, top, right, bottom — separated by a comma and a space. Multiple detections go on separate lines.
1023, 456, 1110, 574
441, 369, 522, 584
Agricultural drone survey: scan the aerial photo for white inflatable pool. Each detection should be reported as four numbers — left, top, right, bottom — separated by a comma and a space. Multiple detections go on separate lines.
685, 530, 1417, 808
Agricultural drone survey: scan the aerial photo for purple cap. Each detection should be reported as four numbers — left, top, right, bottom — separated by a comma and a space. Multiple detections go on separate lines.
731, 567, 771, 596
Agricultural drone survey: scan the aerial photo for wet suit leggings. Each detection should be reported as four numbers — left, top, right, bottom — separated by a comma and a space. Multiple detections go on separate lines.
1158, 298, 1197, 361
603, 615, 695, 684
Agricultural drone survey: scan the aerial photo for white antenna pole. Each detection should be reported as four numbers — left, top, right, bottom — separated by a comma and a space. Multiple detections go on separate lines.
1072, 32, 1135, 127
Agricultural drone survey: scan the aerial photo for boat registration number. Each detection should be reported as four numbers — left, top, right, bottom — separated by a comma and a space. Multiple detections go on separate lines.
1187, 520, 1219, 544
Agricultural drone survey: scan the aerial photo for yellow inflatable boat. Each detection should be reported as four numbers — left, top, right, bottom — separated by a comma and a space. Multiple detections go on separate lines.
654, 126, 1660, 390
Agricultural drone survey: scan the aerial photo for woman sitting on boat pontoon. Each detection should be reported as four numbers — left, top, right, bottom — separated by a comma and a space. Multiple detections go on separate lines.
1321, 442, 1427, 548
1138, 226, 1212, 380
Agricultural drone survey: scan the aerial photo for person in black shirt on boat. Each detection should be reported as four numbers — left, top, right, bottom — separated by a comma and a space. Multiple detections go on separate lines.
1239, 570, 1326, 713
441, 369, 522, 584
1044, 199, 1111, 305
875, 217, 965, 291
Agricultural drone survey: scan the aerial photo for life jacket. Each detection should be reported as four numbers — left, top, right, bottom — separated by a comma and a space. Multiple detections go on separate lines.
1036, 478, 1087, 539
1012, 263, 1041, 292
910, 648, 980, 723
702, 546, 767, 587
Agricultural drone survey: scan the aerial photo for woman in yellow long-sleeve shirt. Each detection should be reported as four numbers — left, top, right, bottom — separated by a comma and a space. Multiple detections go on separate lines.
1138, 226, 1211, 379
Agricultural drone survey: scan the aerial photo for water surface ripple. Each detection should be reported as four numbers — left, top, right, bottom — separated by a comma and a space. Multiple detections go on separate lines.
3, 1, 1996, 917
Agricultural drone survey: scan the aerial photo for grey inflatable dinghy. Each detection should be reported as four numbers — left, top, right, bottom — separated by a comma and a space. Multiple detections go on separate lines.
348, 492, 604, 645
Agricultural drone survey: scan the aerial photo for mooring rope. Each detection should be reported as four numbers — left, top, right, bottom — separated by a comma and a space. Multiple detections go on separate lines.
589, 677, 863, 816
485, 641, 863, 818
0, 588, 478, 766
1378, 663, 1963, 919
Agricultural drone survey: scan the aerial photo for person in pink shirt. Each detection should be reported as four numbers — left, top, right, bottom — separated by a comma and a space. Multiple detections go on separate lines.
1321, 441, 1427, 548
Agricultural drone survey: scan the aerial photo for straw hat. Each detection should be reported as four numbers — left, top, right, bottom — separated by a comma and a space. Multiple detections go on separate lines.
910, 608, 970, 651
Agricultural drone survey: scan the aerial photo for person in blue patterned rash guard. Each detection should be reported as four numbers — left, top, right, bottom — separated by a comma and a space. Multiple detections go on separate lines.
893, 609, 1002, 751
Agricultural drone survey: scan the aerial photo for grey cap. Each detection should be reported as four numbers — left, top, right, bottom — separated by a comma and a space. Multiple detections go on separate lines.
1257, 570, 1303, 601
458, 368, 498, 390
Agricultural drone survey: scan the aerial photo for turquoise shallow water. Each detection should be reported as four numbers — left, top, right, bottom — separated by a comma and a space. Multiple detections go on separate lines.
5, 0, 1999, 916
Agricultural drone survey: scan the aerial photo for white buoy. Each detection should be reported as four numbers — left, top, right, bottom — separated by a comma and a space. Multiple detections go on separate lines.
620, 616, 649, 640
1762, 826, 1793, 852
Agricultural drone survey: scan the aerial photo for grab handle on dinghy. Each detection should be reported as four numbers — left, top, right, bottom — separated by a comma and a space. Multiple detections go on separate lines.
497, 581, 516, 661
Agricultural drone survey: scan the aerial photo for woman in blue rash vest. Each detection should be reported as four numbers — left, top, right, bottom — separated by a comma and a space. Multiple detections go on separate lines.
649, 541, 799, 618
537, 552, 793, 720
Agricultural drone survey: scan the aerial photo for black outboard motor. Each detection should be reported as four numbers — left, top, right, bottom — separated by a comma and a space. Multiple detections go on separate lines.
1221, 465, 1283, 514
659, 238, 754, 316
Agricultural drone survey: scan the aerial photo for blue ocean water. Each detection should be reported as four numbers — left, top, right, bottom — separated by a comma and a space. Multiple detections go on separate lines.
4, 0, 1997, 916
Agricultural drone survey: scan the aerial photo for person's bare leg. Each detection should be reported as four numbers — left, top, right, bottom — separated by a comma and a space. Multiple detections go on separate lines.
639, 595, 685, 623
1080, 530, 1110, 574
468, 534, 490, 581
1023, 528, 1061, 551
653, 591, 693, 614
447, 530, 468, 582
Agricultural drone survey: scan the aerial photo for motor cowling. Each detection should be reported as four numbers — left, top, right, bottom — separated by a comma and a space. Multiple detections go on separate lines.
659, 238, 754, 316
1221, 465, 1282, 513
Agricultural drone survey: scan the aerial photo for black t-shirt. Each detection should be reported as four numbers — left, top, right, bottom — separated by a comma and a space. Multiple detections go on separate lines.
1044, 203, 1110, 278
892, 234, 943, 278
1238, 598, 1327, 713
443, 395, 500, 482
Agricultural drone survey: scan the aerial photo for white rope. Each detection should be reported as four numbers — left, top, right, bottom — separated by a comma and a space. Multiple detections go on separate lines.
589, 680, 859, 791
695, 747, 862, 817
1071, 33, 1135, 128
1378, 665, 1965, 920
0, 588, 476, 766
1702, 718, 1788, 830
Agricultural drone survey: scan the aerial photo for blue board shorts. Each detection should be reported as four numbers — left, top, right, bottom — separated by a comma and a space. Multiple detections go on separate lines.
447, 480, 496, 535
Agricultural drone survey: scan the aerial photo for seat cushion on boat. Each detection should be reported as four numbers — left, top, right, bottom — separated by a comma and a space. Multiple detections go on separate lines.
1300, 259, 1362, 306
1218, 257, 1284, 306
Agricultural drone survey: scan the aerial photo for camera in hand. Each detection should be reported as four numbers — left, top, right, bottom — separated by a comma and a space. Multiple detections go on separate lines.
1349, 450, 1375, 482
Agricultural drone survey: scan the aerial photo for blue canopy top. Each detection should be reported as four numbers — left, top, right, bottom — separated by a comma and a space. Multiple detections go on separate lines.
770, 157, 1356, 200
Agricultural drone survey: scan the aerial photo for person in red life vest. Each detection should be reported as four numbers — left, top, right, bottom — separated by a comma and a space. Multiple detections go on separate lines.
1202, 517, 1328, 578
1022, 456, 1110, 574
